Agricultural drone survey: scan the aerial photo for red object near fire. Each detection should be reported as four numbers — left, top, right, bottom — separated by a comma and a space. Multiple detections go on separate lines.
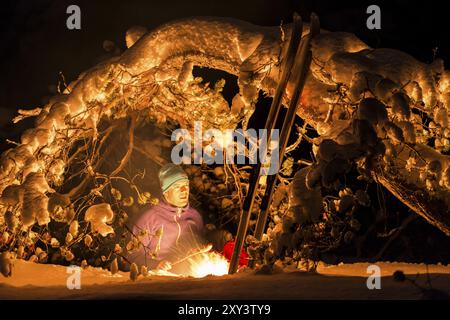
222, 240, 249, 267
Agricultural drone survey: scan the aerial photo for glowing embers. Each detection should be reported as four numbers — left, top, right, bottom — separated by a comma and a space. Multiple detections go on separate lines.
188, 250, 229, 278
176, 244, 229, 278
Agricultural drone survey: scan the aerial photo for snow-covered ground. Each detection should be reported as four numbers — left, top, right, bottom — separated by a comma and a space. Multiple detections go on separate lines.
1, 260, 449, 299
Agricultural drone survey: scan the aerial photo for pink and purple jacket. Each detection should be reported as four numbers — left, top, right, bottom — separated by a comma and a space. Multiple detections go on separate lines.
128, 200, 204, 268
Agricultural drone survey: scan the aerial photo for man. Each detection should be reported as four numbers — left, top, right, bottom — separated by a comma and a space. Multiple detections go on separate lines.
128, 164, 204, 272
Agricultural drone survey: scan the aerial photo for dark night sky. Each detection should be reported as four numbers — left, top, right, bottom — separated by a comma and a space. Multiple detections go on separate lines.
0, 0, 448, 140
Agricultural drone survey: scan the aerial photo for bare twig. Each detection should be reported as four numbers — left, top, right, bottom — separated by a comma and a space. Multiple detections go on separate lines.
110, 115, 136, 177
372, 214, 418, 261
285, 123, 307, 154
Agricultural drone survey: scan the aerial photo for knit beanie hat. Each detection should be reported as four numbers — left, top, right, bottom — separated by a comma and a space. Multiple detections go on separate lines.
159, 163, 189, 193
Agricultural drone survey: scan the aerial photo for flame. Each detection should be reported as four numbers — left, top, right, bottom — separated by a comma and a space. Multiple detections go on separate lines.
187, 246, 229, 278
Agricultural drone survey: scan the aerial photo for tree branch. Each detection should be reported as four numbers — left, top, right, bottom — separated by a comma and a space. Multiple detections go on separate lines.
110, 114, 136, 177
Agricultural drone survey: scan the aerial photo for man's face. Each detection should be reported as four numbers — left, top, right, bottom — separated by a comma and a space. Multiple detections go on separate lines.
163, 180, 190, 208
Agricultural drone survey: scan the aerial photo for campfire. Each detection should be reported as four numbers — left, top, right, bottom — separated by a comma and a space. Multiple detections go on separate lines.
186, 247, 229, 278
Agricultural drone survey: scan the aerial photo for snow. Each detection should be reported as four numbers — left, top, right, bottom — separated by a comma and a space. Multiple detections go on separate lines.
0, 260, 449, 299
84, 203, 115, 237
